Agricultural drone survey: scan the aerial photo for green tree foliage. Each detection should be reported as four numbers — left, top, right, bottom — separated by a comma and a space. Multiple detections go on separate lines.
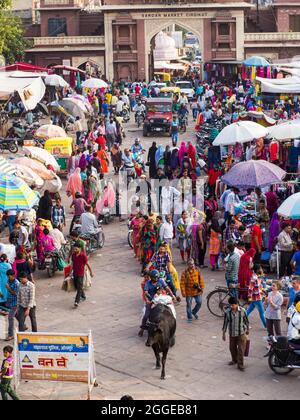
0, 0, 28, 63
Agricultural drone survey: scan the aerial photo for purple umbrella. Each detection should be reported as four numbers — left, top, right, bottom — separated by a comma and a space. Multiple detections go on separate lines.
221, 160, 286, 188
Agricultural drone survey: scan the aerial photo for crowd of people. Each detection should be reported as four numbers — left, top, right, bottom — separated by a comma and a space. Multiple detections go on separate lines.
2, 70, 300, 399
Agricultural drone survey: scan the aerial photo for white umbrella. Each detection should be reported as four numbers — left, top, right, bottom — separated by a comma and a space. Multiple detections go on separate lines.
82, 78, 108, 89
267, 120, 300, 140
277, 192, 300, 219
23, 146, 60, 172
45, 74, 69, 88
213, 121, 269, 146
35, 124, 67, 139
14, 164, 44, 189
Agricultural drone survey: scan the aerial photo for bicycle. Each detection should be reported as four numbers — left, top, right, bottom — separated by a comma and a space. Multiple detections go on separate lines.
206, 285, 249, 318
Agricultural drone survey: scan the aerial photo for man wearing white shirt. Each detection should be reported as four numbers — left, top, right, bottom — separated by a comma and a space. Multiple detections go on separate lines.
160, 215, 174, 247
116, 97, 125, 114
225, 188, 240, 224
161, 184, 181, 216
50, 225, 67, 251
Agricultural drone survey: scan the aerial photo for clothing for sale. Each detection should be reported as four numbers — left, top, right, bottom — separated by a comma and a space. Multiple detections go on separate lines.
288, 146, 300, 172
269, 140, 279, 162
207, 146, 221, 170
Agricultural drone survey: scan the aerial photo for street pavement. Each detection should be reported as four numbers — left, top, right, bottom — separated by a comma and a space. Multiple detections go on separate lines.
5, 116, 300, 400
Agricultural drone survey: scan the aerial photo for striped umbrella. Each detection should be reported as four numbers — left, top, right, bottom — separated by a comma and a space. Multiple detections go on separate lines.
0, 174, 39, 211
0, 157, 17, 177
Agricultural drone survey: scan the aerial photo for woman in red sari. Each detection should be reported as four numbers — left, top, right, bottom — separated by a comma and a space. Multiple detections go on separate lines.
238, 248, 256, 300
187, 142, 197, 170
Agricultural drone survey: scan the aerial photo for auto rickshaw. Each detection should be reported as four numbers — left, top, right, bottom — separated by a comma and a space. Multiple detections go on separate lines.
154, 72, 171, 85
159, 86, 181, 99
44, 137, 73, 177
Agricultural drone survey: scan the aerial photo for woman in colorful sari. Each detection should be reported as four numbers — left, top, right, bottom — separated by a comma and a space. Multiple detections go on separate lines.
66, 168, 83, 199
130, 212, 144, 259
238, 248, 256, 301
79, 153, 87, 171
96, 181, 116, 215
34, 219, 45, 266
87, 173, 99, 206
141, 219, 157, 271
178, 142, 187, 165
209, 212, 223, 271
97, 145, 109, 174
268, 212, 280, 252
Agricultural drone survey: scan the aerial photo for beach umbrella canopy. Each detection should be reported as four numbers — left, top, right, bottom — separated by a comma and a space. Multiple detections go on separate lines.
267, 120, 300, 140
49, 101, 69, 117
0, 157, 17, 177
45, 74, 69, 88
0, 174, 39, 211
82, 78, 108, 89
14, 164, 44, 189
221, 160, 286, 188
23, 146, 60, 172
277, 192, 300, 219
71, 94, 93, 114
243, 56, 270, 67
60, 98, 86, 118
13, 157, 55, 181
213, 121, 269, 146
35, 124, 67, 139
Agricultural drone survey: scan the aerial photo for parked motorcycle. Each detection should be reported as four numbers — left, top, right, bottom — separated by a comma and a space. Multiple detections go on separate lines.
267, 336, 300, 375
0, 138, 18, 153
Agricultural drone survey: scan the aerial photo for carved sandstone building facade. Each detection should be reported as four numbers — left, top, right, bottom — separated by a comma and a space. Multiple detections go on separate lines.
25, 0, 300, 81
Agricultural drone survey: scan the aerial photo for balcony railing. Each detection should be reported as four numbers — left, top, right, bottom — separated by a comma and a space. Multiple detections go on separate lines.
32, 36, 105, 46
245, 32, 300, 42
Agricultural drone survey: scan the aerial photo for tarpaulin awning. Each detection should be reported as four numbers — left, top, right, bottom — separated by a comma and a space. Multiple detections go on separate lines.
154, 61, 186, 70
52, 65, 86, 75
0, 62, 52, 74
256, 76, 300, 93
0, 73, 46, 110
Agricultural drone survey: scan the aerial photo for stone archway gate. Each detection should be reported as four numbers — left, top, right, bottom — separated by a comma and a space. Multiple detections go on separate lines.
103, 4, 249, 82
144, 15, 204, 81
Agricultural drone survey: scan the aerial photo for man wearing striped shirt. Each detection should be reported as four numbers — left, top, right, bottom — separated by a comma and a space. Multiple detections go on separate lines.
222, 297, 249, 371
16, 273, 37, 333
225, 241, 240, 298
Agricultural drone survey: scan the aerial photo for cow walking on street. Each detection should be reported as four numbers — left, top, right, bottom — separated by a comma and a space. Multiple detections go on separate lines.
146, 303, 176, 380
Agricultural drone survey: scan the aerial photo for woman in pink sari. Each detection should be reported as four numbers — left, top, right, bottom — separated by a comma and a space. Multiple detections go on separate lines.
96, 182, 116, 215
178, 142, 187, 165
66, 168, 83, 199
130, 212, 144, 258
